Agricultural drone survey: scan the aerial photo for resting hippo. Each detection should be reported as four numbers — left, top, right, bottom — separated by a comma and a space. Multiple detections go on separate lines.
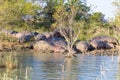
89, 36, 119, 49
33, 37, 67, 53
89, 36, 119, 45
14, 31, 34, 43
33, 40, 52, 52
54, 28, 74, 39
43, 32, 53, 39
76, 41, 93, 53
53, 30, 63, 38
34, 33, 46, 41
44, 36, 67, 53
90, 40, 107, 49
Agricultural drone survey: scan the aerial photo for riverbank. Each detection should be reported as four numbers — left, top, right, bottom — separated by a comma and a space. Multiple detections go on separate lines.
82, 49, 119, 56
0, 41, 119, 56
0, 28, 120, 56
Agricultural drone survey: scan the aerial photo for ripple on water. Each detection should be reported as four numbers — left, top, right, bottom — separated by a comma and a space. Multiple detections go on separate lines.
11, 52, 120, 80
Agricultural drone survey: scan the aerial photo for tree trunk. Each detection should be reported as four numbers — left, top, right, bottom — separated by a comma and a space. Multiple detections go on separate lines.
65, 45, 76, 58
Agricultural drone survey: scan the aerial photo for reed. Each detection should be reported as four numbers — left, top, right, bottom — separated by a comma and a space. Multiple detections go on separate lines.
0, 51, 17, 69
0, 67, 32, 80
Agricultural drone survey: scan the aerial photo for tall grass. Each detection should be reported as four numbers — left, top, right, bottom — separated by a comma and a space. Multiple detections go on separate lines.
0, 51, 32, 80
0, 67, 32, 80
0, 52, 17, 69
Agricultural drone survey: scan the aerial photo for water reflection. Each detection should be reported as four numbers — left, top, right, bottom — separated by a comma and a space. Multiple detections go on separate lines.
32, 53, 64, 80
116, 54, 120, 80
16, 53, 120, 80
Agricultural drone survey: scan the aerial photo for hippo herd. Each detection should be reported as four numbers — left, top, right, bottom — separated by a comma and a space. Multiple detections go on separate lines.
76, 36, 119, 53
1, 28, 120, 54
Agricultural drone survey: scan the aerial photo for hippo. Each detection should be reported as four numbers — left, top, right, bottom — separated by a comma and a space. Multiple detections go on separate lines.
89, 36, 119, 50
40, 35, 67, 53
55, 28, 74, 39
90, 40, 106, 49
31, 32, 39, 36
89, 36, 119, 45
51, 38, 67, 53
76, 41, 93, 53
2, 29, 17, 35
53, 30, 64, 39
33, 40, 52, 52
34, 33, 46, 41
43, 32, 53, 39
33, 38, 67, 53
14, 31, 34, 43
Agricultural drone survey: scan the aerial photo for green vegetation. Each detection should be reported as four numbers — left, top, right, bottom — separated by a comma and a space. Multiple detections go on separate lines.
0, 0, 120, 57
0, 0, 120, 79
0, 51, 32, 80
52, 0, 84, 57
0, 0, 40, 31
0, 0, 119, 40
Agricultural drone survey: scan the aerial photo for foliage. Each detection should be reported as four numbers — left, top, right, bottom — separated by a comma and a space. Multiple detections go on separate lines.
0, 0, 40, 30
53, 0, 85, 57
112, 0, 120, 26
0, 0, 115, 40
89, 12, 105, 26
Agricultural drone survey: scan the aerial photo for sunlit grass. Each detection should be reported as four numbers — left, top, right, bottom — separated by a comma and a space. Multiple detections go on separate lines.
0, 52, 17, 69
0, 51, 32, 80
0, 67, 32, 80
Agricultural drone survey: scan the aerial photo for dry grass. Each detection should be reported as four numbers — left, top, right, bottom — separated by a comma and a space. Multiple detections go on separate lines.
0, 67, 32, 80
0, 52, 18, 69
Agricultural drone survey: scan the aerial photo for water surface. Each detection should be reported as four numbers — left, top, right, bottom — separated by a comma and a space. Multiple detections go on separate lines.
17, 52, 120, 80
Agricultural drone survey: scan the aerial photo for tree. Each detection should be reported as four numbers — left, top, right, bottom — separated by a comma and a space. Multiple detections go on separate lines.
43, 0, 58, 23
33, 0, 59, 29
112, 0, 120, 26
89, 12, 105, 27
0, 0, 40, 30
53, 0, 84, 57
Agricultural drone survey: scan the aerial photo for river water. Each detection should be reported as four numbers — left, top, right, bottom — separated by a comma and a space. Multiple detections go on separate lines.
16, 52, 120, 80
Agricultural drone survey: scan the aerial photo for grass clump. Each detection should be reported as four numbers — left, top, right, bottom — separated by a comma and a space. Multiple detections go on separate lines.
0, 67, 32, 80
0, 51, 18, 69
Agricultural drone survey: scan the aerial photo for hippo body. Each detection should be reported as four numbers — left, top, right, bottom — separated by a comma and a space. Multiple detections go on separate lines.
89, 36, 119, 45
14, 31, 34, 43
90, 40, 106, 49
34, 34, 46, 41
76, 41, 93, 53
54, 28, 74, 39
89, 36, 119, 50
33, 38, 67, 53
33, 40, 52, 52
47, 37, 67, 53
